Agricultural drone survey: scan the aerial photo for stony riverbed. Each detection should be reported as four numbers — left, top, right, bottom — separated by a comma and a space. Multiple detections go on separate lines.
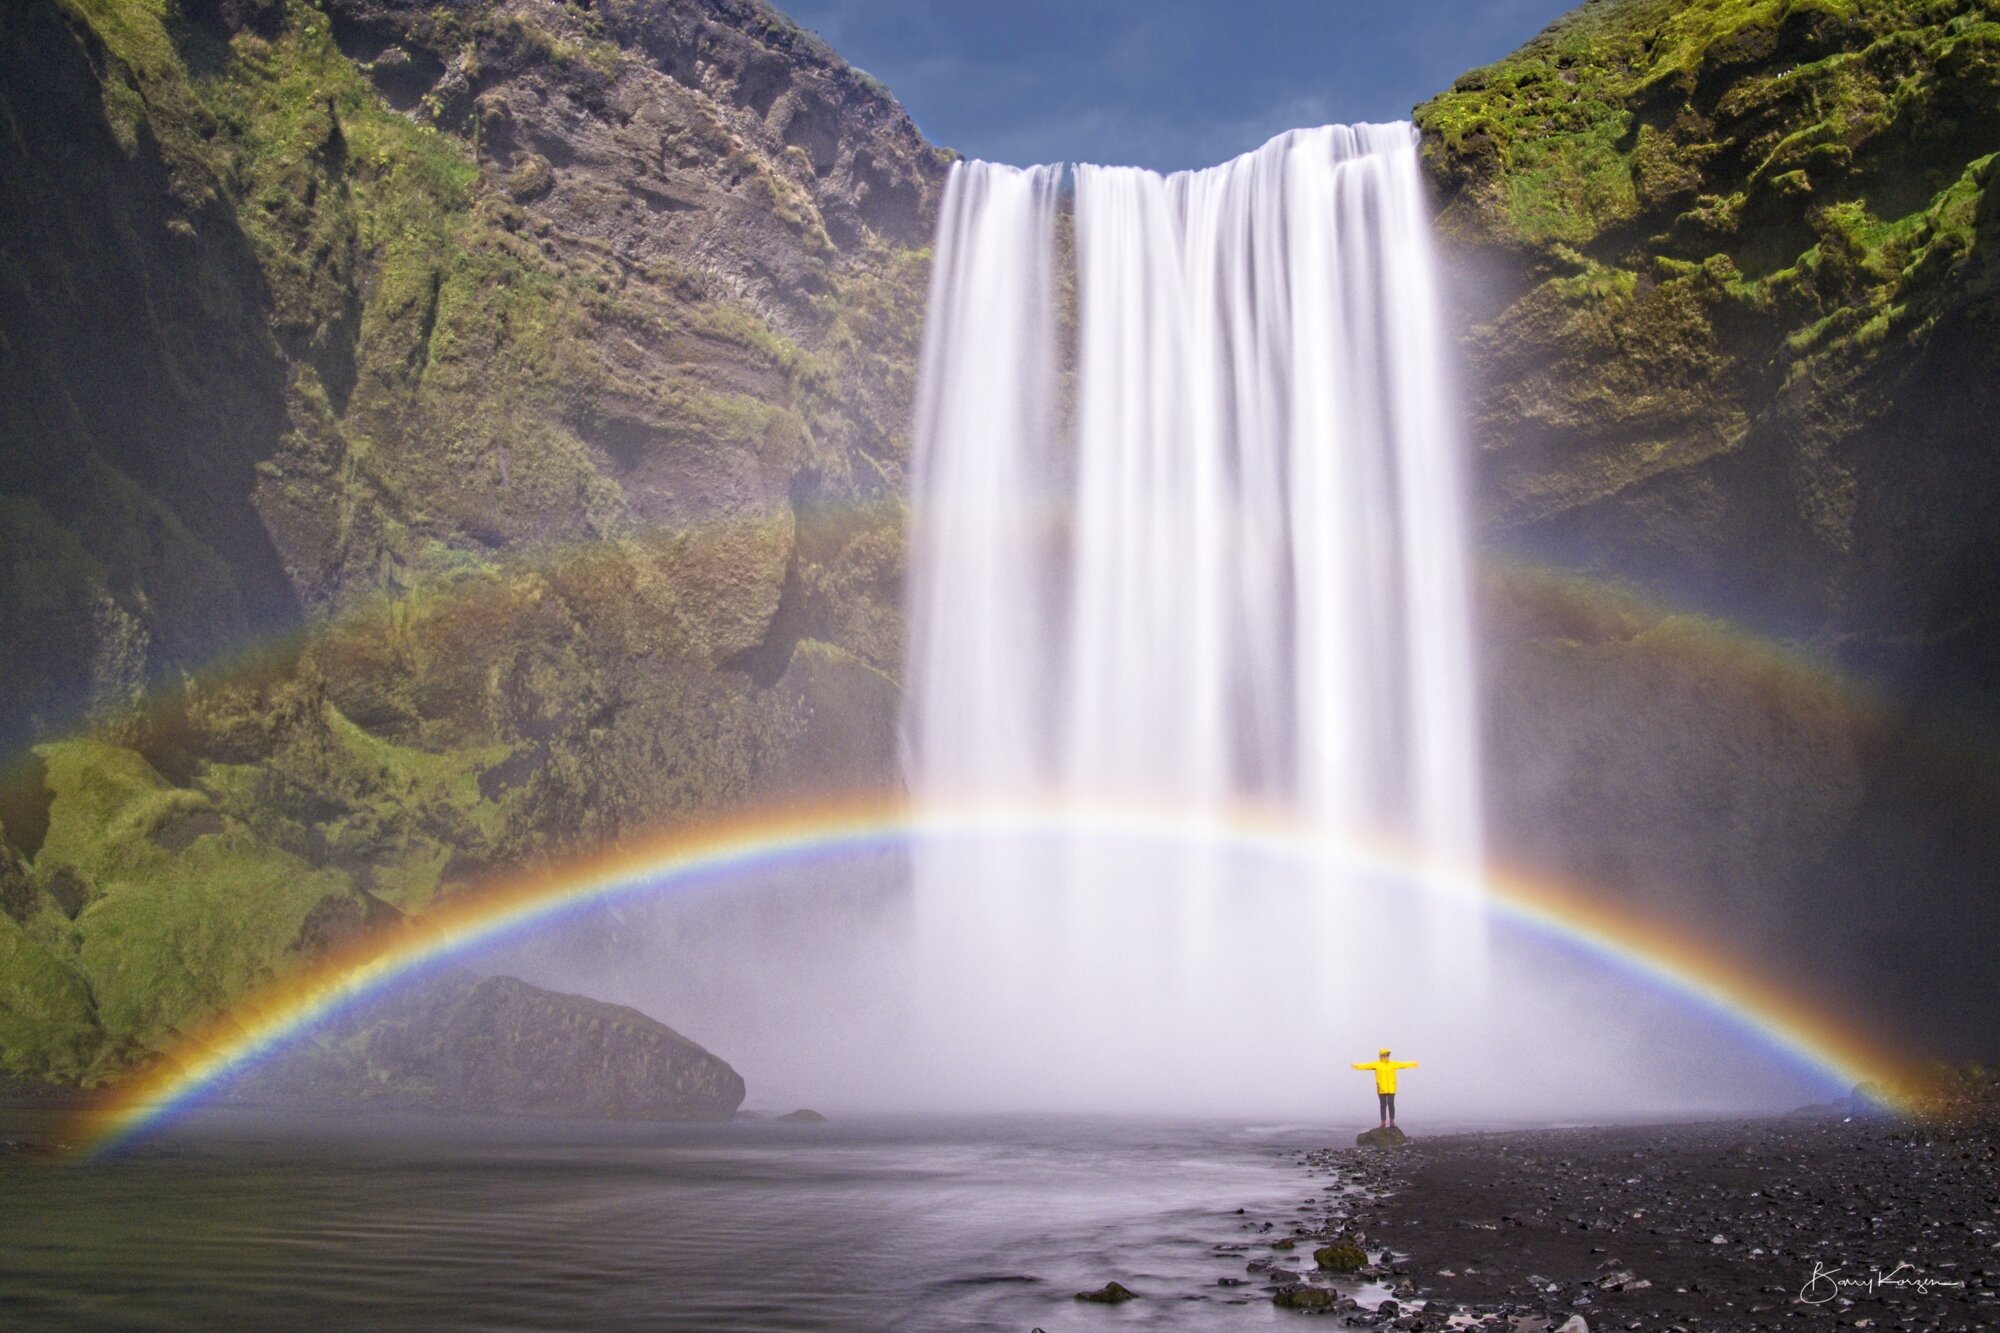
1255, 1116, 2000, 1331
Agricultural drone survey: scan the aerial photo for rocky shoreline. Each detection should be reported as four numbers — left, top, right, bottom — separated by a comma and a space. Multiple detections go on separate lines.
1267, 1115, 1999, 1331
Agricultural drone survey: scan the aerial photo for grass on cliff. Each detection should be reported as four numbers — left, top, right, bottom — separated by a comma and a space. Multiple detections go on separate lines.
14, 0, 926, 1088
1418, 0, 2000, 338
1424, 0, 2000, 532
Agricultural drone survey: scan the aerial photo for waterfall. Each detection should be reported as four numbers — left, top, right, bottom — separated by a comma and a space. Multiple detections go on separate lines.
902, 125, 1483, 1108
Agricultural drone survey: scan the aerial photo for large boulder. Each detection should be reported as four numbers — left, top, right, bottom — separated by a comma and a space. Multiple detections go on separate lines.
232, 968, 745, 1120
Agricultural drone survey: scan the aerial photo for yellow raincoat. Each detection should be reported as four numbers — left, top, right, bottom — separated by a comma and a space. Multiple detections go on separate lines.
1353, 1057, 1418, 1093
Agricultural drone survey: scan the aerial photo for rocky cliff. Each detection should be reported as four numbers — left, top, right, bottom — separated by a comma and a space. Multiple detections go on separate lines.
0, 0, 935, 1084
5, 0, 1999, 1087
1417, 0, 2000, 1055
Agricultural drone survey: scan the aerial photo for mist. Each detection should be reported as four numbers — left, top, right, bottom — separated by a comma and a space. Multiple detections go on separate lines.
475, 833, 1841, 1124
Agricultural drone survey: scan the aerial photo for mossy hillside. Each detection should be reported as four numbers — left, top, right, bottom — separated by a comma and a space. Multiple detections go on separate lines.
16, 0, 935, 717
1418, 0, 2000, 579
0, 543, 900, 1083
27, 739, 357, 1055
0, 913, 104, 1083
0, 0, 940, 1084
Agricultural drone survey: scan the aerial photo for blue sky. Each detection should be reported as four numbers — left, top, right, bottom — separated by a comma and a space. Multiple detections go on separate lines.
778, 0, 1578, 171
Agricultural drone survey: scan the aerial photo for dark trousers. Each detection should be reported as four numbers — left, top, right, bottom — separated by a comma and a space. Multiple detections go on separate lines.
1378, 1092, 1396, 1121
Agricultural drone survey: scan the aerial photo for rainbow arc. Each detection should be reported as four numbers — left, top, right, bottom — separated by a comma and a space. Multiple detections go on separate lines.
75, 798, 1910, 1157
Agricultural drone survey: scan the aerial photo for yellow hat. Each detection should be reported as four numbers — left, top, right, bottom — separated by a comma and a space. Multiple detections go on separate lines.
1379, 1048, 1390, 1056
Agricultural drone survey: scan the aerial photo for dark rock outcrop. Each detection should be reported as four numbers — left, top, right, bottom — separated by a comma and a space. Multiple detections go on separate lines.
233, 968, 745, 1120
0, 0, 939, 1084
1420, 0, 2000, 1057
1315, 1238, 1370, 1270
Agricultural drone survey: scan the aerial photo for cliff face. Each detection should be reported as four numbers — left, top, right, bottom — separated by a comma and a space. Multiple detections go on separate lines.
0, 0, 935, 1083
7, 0, 2000, 1088
1417, 0, 2000, 1054
1419, 0, 2000, 703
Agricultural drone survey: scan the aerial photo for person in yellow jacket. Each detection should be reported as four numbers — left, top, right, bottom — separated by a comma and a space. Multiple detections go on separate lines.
1353, 1048, 1418, 1127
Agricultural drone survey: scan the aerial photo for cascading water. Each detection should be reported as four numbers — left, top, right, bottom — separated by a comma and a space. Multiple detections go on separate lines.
902, 125, 1485, 1110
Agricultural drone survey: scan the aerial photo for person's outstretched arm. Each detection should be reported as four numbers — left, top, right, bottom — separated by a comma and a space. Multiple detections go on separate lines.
1394, 1060, 1419, 1071
1351, 1062, 1372, 1070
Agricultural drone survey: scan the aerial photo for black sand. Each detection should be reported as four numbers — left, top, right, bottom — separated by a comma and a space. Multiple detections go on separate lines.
1309, 1116, 1999, 1330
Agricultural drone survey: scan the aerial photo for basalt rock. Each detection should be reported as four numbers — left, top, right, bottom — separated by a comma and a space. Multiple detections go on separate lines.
1421, 0, 2000, 1060
1271, 1282, 1340, 1311
0, 0, 941, 1085
1315, 1239, 1371, 1271
230, 968, 745, 1120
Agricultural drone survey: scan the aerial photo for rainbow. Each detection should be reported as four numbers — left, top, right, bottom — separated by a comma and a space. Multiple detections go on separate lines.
73, 798, 1911, 1156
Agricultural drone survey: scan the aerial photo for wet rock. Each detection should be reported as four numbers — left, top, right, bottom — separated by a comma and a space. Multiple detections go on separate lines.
1271, 1282, 1339, 1312
1075, 1281, 1137, 1303
776, 1108, 827, 1123
1358, 1126, 1410, 1148
1314, 1240, 1368, 1273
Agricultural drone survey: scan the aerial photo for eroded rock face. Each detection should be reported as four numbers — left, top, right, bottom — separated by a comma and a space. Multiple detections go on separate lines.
1419, 0, 2000, 705
1421, 1, 2000, 1057
0, 0, 938, 1084
235, 969, 746, 1120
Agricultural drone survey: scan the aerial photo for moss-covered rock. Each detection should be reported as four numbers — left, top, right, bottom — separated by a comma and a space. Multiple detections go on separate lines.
1313, 1239, 1369, 1271
0, 0, 941, 1084
0, 913, 103, 1083
1271, 1282, 1340, 1311
1419, 0, 2000, 717
1426, 1, 2000, 1063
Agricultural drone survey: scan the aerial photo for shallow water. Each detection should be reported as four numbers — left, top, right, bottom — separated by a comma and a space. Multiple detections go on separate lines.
0, 1110, 1363, 1331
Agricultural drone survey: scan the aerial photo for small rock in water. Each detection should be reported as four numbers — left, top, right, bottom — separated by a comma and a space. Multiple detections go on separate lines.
1271, 1283, 1339, 1311
776, 1108, 827, 1123
1075, 1281, 1137, 1304
1554, 1317, 1591, 1333
1314, 1240, 1368, 1272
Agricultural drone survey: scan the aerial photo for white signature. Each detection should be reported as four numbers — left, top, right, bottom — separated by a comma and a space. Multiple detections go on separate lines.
1799, 1260, 1968, 1304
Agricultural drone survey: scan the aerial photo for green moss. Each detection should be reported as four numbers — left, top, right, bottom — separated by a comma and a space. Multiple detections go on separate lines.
8, 0, 928, 1088
73, 826, 345, 1048
0, 914, 104, 1082
1427, 0, 2000, 537
25, 739, 361, 1059
1313, 1240, 1368, 1271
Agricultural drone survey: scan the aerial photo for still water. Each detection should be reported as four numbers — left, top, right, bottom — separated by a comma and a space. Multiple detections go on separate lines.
0, 1110, 1361, 1330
